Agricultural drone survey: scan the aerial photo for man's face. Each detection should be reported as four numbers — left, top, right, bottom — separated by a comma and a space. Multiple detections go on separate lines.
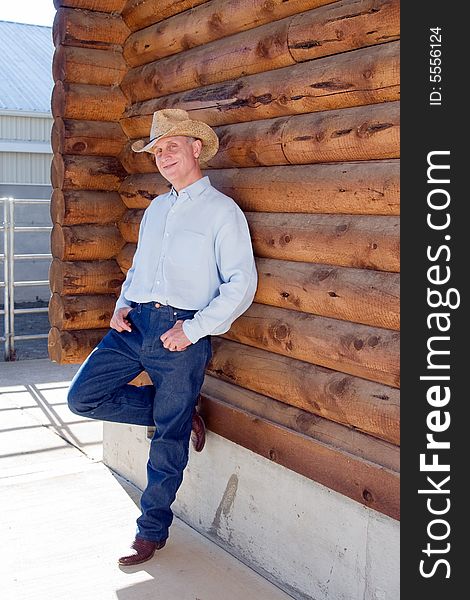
152, 135, 201, 184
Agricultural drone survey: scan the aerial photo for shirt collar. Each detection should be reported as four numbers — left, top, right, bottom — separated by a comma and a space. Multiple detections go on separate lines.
170, 176, 211, 201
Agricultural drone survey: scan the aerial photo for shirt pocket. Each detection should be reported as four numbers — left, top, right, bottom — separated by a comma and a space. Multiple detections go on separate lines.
168, 229, 208, 271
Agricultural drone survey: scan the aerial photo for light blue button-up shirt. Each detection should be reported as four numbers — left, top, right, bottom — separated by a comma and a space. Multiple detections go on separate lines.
115, 175, 258, 344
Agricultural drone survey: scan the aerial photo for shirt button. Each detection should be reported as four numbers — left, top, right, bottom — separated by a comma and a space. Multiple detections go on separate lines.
165, 232, 169, 237
156, 281, 160, 285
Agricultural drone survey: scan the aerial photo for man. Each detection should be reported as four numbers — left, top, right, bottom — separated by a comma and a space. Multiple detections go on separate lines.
67, 109, 257, 566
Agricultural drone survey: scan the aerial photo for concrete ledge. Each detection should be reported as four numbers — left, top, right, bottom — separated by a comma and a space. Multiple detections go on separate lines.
103, 422, 399, 600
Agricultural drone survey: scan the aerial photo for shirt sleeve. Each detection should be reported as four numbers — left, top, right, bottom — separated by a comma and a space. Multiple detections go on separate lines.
182, 207, 257, 344
114, 208, 149, 311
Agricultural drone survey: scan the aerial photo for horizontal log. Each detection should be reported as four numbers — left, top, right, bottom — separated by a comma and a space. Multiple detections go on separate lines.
118, 209, 144, 243
209, 338, 399, 444
121, 17, 294, 104
247, 212, 399, 272
51, 118, 127, 156
124, 0, 336, 67
53, 1, 127, 13
288, 0, 400, 63
209, 102, 400, 169
122, 0, 208, 32
117, 210, 399, 274
225, 303, 400, 387
121, 0, 399, 104
120, 161, 399, 215
53, 45, 127, 85
49, 258, 124, 294
122, 40, 399, 134
48, 326, 108, 364
113, 222, 399, 324
52, 81, 127, 121
51, 223, 125, 260
116, 243, 136, 273
123, 102, 399, 172
128, 369, 399, 470
51, 153, 127, 190
202, 374, 399, 471
53, 7, 130, 50
49, 292, 116, 330
119, 173, 170, 209
200, 390, 399, 519
207, 161, 400, 215
255, 257, 399, 330
51, 189, 126, 225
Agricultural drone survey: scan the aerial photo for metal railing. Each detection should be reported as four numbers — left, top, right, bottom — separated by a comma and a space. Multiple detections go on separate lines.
0, 196, 52, 360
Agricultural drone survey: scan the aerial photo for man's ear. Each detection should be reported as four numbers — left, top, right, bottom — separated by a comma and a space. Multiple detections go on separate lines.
193, 139, 203, 158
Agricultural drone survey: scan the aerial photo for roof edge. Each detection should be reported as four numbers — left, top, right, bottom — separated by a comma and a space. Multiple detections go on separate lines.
0, 109, 52, 118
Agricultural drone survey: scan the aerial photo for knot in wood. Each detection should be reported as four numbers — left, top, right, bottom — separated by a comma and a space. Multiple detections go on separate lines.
280, 234, 291, 245
354, 339, 364, 350
313, 268, 332, 283
263, 0, 275, 11
335, 29, 345, 41
72, 142, 87, 153
209, 12, 223, 31
271, 322, 289, 341
357, 121, 393, 139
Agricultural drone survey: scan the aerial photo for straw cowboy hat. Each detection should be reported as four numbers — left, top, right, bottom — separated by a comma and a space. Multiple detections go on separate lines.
131, 109, 219, 163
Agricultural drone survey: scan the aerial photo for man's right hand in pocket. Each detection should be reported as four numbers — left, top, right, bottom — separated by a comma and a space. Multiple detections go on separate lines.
110, 307, 132, 332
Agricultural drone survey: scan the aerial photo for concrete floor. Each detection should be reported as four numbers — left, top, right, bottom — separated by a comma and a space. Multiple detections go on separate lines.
0, 359, 292, 600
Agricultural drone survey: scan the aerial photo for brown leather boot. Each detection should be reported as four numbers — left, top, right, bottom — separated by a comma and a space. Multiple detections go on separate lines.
191, 410, 206, 452
118, 536, 166, 566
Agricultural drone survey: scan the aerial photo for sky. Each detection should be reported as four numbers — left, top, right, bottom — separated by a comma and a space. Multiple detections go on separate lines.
0, 0, 56, 27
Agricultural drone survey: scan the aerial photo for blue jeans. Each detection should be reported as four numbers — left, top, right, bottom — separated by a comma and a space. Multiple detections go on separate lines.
67, 301, 212, 542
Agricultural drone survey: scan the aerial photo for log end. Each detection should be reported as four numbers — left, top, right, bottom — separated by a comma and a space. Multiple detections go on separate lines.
52, 44, 65, 84
51, 81, 66, 119
50, 189, 65, 225
48, 327, 108, 364
49, 293, 65, 330
48, 327, 64, 363
51, 224, 65, 260
51, 153, 65, 189
49, 258, 64, 294
51, 118, 65, 155
52, 8, 65, 48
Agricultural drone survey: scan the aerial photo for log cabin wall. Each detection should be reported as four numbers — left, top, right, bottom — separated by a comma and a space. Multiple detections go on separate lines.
49, 0, 400, 520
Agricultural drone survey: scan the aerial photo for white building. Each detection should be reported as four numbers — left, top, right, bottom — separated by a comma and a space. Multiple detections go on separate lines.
0, 20, 54, 305
0, 20, 54, 187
